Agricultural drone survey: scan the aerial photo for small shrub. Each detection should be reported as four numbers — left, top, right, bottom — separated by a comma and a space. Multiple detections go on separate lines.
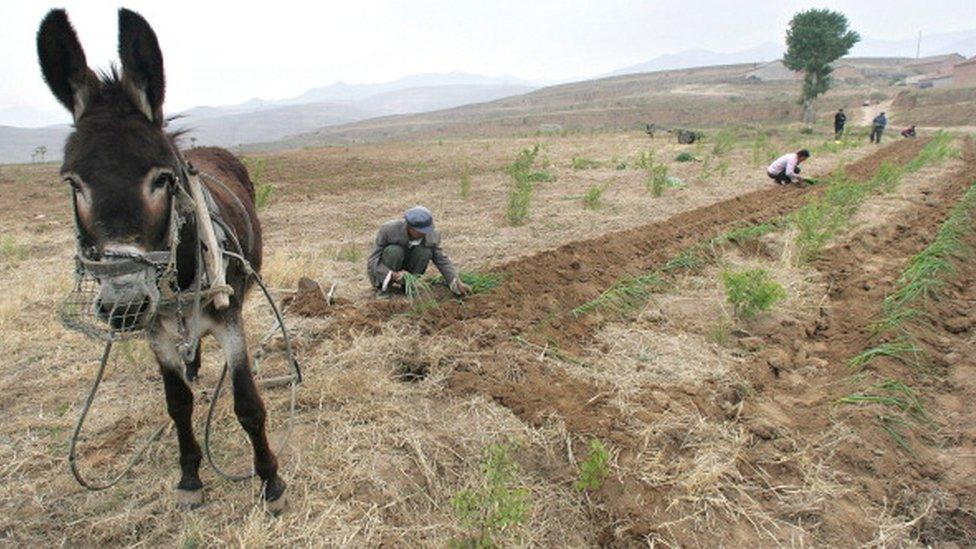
582, 185, 604, 209
615, 161, 627, 170
711, 128, 736, 156
722, 268, 786, 319
571, 156, 601, 170
633, 150, 654, 170
506, 146, 544, 226
799, 126, 815, 135
675, 151, 697, 162
451, 444, 530, 548
506, 181, 532, 226
243, 157, 275, 210
648, 165, 669, 197
576, 439, 611, 490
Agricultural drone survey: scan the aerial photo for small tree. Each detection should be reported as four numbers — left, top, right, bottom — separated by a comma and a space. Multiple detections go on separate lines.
784, 9, 860, 123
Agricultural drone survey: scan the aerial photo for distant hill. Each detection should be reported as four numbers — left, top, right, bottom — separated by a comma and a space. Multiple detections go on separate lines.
605, 29, 976, 78
171, 82, 534, 148
281, 71, 538, 105
606, 43, 784, 77
0, 125, 71, 164
0, 72, 536, 162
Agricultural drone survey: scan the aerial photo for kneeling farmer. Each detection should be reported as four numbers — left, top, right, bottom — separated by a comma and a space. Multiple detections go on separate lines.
766, 149, 810, 185
367, 206, 471, 297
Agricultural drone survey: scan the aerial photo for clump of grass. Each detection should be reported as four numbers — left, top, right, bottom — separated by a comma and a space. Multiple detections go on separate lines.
799, 126, 815, 135
243, 157, 275, 210
575, 439, 611, 491
450, 443, 530, 548
711, 128, 736, 156
432, 271, 503, 294
582, 185, 604, 209
838, 378, 932, 449
459, 161, 472, 198
1, 235, 29, 264
572, 272, 663, 317
524, 171, 554, 182
647, 164, 669, 197
571, 156, 600, 170
506, 145, 545, 226
401, 272, 432, 301
633, 150, 654, 170
848, 339, 924, 370
506, 181, 532, 226
675, 151, 697, 162
722, 268, 786, 319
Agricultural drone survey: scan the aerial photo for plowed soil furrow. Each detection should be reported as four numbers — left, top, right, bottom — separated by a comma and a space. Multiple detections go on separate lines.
303, 139, 927, 351
293, 138, 937, 544
732, 139, 976, 544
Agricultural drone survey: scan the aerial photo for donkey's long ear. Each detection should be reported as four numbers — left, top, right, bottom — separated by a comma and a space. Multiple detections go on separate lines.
118, 8, 165, 125
37, 10, 98, 121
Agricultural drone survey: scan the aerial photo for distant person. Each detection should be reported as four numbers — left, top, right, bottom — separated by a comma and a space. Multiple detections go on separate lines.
901, 124, 917, 138
833, 108, 847, 140
766, 149, 810, 185
367, 206, 471, 298
870, 112, 887, 144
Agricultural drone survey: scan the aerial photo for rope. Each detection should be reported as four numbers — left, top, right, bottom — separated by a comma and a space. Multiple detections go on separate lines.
68, 338, 167, 490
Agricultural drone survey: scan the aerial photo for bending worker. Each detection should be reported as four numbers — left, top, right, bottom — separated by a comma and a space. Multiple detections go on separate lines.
766, 149, 810, 185
367, 205, 471, 297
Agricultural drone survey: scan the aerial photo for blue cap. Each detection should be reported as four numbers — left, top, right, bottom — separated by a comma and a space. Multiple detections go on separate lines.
404, 205, 435, 234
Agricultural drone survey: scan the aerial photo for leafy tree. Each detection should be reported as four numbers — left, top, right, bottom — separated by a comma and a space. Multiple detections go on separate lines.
784, 9, 860, 123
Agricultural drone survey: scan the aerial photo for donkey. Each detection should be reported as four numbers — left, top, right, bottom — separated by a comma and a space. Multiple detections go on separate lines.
37, 9, 286, 511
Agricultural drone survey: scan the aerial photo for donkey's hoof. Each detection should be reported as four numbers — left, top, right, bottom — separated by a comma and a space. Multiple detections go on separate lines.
264, 477, 287, 516
176, 488, 204, 510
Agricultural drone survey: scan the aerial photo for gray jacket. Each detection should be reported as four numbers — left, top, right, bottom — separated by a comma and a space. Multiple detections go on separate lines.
366, 218, 459, 288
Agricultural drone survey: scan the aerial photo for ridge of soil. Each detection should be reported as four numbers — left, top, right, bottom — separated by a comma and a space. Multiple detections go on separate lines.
732, 139, 976, 545
289, 138, 957, 545
296, 139, 926, 355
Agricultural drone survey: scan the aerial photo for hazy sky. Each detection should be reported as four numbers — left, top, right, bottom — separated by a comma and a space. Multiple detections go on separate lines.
2, 0, 974, 125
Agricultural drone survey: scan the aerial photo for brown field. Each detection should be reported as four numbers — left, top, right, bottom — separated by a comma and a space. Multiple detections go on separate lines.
2, 122, 976, 547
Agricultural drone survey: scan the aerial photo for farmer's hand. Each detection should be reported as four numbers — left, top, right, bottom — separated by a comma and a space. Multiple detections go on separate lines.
450, 278, 472, 297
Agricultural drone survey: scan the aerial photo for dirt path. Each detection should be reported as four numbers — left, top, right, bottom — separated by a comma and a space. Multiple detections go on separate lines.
861, 98, 894, 126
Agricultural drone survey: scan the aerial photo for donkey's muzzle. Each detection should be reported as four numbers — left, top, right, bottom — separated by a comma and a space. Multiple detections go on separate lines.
60, 251, 171, 340
92, 269, 161, 333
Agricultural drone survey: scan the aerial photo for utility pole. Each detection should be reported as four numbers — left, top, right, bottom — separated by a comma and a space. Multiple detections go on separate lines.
916, 31, 921, 59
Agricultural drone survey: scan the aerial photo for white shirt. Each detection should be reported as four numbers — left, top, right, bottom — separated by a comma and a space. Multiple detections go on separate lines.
767, 153, 799, 182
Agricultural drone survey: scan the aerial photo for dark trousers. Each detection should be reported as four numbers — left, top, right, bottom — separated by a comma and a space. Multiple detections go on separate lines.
381, 244, 432, 276
768, 170, 793, 185
870, 126, 884, 144
834, 125, 845, 140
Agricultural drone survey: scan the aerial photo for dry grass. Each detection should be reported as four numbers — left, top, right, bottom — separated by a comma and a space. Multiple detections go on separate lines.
0, 128, 893, 546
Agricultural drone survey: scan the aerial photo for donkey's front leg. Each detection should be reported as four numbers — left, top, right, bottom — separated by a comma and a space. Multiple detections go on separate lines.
214, 318, 287, 513
149, 335, 204, 509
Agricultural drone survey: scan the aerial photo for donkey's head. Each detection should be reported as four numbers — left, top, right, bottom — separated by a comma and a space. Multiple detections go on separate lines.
39, 9, 179, 330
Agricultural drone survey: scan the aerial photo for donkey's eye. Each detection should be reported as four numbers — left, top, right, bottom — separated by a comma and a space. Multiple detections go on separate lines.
151, 172, 172, 191
64, 177, 81, 193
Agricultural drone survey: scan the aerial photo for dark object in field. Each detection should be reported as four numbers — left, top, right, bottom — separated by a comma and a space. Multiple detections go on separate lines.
670, 128, 704, 144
